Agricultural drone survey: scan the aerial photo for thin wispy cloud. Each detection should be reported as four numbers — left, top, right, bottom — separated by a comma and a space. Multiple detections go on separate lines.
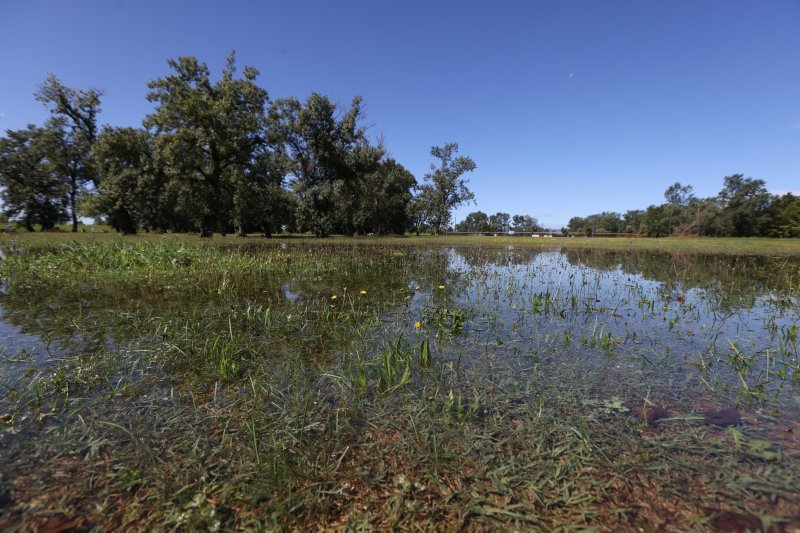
791, 122, 800, 129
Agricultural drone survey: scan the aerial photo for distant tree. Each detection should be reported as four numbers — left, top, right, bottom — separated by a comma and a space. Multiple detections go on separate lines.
566, 216, 590, 236
489, 212, 511, 232
145, 52, 274, 237
763, 193, 800, 237
456, 211, 490, 232
0, 125, 67, 230
35, 74, 102, 232
658, 182, 695, 234
718, 174, 771, 236
416, 143, 476, 235
639, 205, 670, 236
664, 182, 695, 206
623, 209, 644, 233
584, 211, 623, 234
511, 214, 539, 232
561, 175, 800, 239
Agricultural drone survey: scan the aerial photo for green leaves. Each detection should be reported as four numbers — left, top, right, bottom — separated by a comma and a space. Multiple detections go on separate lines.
583, 397, 630, 415
416, 143, 477, 235
144, 52, 275, 236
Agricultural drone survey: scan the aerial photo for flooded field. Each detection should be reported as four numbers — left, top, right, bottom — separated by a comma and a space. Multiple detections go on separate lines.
0, 240, 799, 530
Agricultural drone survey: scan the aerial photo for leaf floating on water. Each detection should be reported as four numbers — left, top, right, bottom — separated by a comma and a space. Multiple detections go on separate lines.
584, 397, 630, 414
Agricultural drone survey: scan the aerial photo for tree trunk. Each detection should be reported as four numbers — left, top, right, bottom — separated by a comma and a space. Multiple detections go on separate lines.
70, 174, 78, 232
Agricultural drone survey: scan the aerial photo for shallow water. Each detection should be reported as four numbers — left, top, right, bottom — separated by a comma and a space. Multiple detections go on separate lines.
2, 245, 799, 419
1, 242, 799, 529
439, 248, 800, 413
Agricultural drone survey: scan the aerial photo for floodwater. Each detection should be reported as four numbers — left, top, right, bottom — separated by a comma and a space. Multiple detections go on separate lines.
1, 243, 799, 528
433, 248, 800, 414
2, 245, 799, 431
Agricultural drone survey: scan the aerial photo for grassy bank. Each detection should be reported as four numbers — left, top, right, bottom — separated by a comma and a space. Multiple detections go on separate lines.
394, 235, 800, 256
2, 230, 800, 256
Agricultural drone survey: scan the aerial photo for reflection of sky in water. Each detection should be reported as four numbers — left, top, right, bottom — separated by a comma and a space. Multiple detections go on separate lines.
283, 282, 300, 302
436, 248, 800, 410
0, 309, 54, 396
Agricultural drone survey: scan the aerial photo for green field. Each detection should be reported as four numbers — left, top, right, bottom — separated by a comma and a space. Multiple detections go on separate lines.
4, 231, 800, 256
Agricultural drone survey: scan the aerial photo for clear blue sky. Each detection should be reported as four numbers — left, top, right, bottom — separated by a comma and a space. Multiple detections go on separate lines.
1, 0, 799, 228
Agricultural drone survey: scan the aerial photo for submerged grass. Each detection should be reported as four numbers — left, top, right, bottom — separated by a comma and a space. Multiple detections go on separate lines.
0, 237, 798, 530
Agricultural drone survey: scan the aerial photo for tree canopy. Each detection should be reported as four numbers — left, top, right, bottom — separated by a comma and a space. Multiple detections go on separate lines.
563, 176, 798, 238
416, 143, 477, 235
2, 54, 798, 239
0, 53, 427, 237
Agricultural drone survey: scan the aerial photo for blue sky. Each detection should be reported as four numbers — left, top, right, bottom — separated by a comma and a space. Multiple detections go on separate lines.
1, 0, 799, 229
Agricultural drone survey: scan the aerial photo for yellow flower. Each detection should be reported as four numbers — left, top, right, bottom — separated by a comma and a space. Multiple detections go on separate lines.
330, 295, 337, 300
360, 290, 367, 295
414, 321, 421, 329
438, 285, 446, 289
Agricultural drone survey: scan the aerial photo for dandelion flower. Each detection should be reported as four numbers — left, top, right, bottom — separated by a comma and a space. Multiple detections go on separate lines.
360, 290, 367, 295
330, 295, 338, 300
438, 285, 445, 290
414, 321, 421, 329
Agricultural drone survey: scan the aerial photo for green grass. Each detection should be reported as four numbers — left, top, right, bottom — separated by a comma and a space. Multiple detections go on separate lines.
4, 230, 800, 256
0, 237, 798, 530
398, 234, 800, 256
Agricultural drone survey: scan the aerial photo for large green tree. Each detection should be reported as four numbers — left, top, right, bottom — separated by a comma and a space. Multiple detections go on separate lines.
353, 158, 416, 234
35, 75, 102, 232
270, 93, 382, 237
417, 143, 476, 235
91, 127, 168, 234
0, 124, 67, 230
406, 195, 430, 236
145, 52, 276, 237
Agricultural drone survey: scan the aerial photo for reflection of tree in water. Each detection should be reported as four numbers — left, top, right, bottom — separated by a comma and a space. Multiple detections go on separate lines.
563, 248, 800, 302
450, 246, 543, 268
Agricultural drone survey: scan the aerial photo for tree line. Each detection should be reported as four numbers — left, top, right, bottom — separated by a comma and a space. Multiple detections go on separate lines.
0, 52, 477, 237
563, 177, 800, 238
454, 211, 543, 233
